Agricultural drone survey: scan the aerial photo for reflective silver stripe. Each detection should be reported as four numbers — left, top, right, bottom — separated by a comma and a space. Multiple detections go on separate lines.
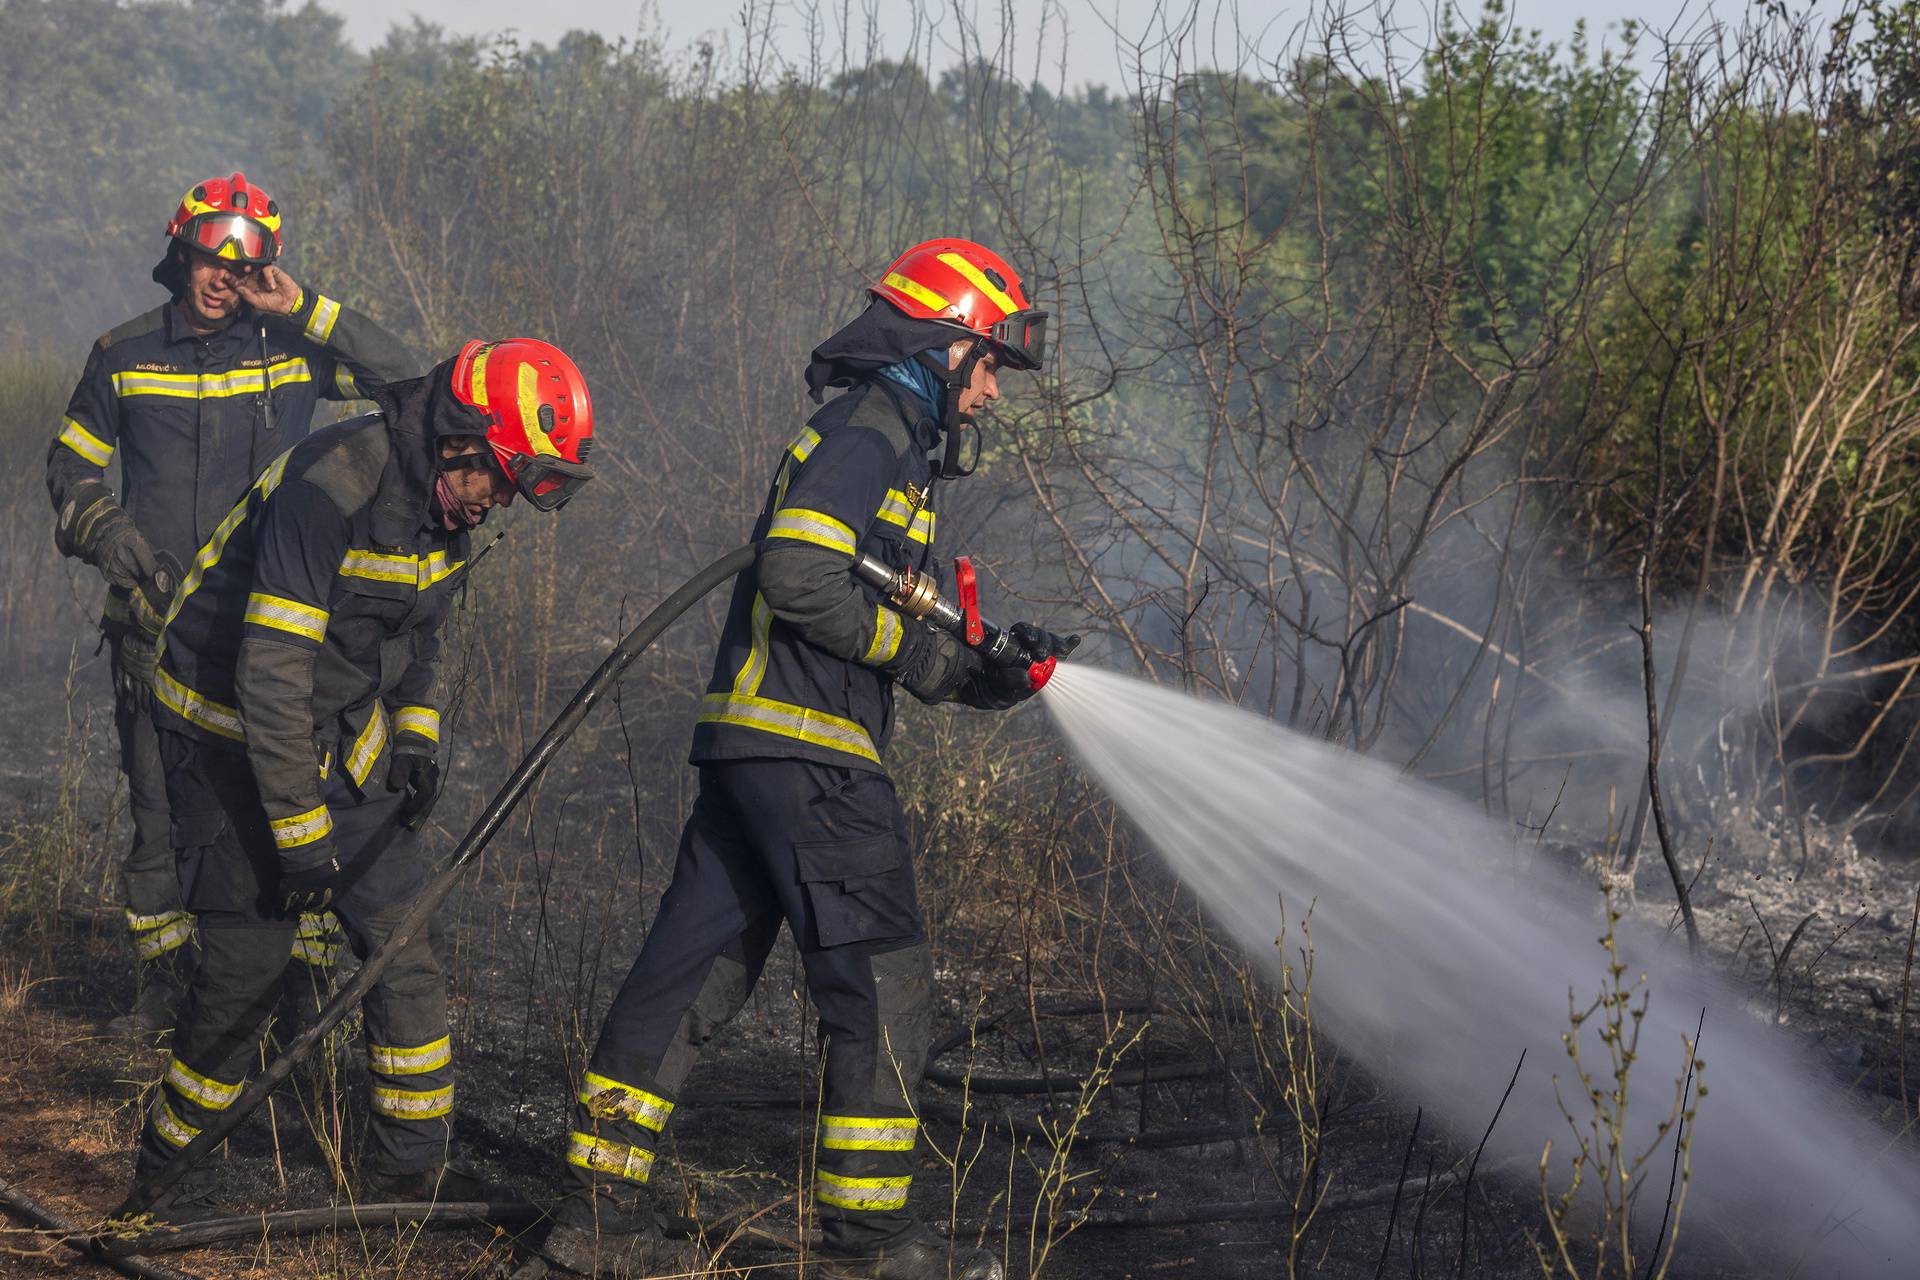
579, 1073, 674, 1132
166, 1057, 243, 1111
154, 666, 244, 740
371, 1084, 453, 1119
126, 908, 190, 932
788, 425, 821, 461
339, 549, 417, 583
58, 416, 113, 465
305, 295, 341, 343
876, 490, 915, 527
862, 606, 903, 665
134, 916, 194, 960
820, 1115, 919, 1151
815, 1170, 912, 1210
153, 1100, 200, 1148
766, 507, 857, 555
392, 706, 440, 744
697, 692, 880, 764
270, 804, 333, 851
908, 508, 936, 545
371, 1036, 452, 1077
243, 592, 329, 642
290, 937, 341, 966
333, 364, 360, 398
418, 551, 463, 588
112, 359, 311, 399
345, 706, 388, 787
566, 1133, 654, 1182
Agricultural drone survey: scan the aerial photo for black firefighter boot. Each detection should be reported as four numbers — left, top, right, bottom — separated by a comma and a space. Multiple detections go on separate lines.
537, 1184, 695, 1279
106, 934, 195, 1042
820, 1225, 1005, 1280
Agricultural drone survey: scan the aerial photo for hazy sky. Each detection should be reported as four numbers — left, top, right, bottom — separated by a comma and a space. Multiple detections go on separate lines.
319, 1, 1844, 89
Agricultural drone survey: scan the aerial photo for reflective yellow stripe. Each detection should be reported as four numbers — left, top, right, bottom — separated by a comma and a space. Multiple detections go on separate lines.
270, 804, 332, 851
566, 1133, 654, 1182
697, 692, 880, 764
579, 1073, 674, 1132
243, 592, 329, 642
333, 364, 360, 398
154, 666, 244, 741
111, 359, 312, 400
418, 551, 464, 588
304, 295, 340, 343
345, 706, 388, 787
126, 908, 190, 933
158, 448, 293, 672
788, 425, 821, 462
862, 606, 903, 665
393, 705, 440, 744
882, 271, 950, 315
58, 416, 113, 465
938, 251, 1019, 314
370, 1036, 452, 1077
371, 1083, 453, 1119
821, 1115, 918, 1151
876, 490, 914, 527
908, 508, 935, 545
767, 507, 857, 555
815, 1169, 912, 1210
132, 915, 194, 961
730, 595, 774, 697
166, 1057, 243, 1111
290, 937, 341, 966
339, 549, 417, 584
153, 1101, 200, 1149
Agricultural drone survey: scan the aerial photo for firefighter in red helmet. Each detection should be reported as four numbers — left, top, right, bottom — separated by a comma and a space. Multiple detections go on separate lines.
534, 240, 1074, 1279
48, 172, 418, 1038
111, 340, 593, 1225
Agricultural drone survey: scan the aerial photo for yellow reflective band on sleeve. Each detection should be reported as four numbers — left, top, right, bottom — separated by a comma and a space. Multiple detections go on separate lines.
153, 1100, 200, 1149
339, 548, 418, 584
154, 666, 244, 741
876, 490, 913, 527
418, 551, 464, 589
58, 416, 114, 465
815, 1169, 912, 1211
130, 910, 194, 961
882, 271, 951, 315
393, 706, 440, 743
333, 364, 360, 399
371, 1083, 453, 1120
820, 1114, 919, 1151
566, 1133, 654, 1183
165, 1056, 244, 1111
862, 606, 903, 665
112, 360, 312, 400
579, 1073, 675, 1132
304, 295, 341, 344
787, 425, 821, 462
697, 693, 881, 765
767, 507, 857, 556
270, 804, 333, 851
243, 592, 329, 642
937, 251, 1020, 315
345, 706, 388, 787
370, 1036, 453, 1077
908, 508, 935, 545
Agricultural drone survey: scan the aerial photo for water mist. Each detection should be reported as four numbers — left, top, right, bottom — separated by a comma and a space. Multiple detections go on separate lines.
1041, 664, 1920, 1276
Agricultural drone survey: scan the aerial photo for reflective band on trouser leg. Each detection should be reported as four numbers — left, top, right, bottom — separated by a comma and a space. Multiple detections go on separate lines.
127, 908, 193, 961
563, 1069, 676, 1198
578, 1072, 675, 1132
290, 911, 344, 966
371, 1083, 454, 1120
567, 1133, 655, 1184
815, 1169, 913, 1212
821, 1114, 919, 1151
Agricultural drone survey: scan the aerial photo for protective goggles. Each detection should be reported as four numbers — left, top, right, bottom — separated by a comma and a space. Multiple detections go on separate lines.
181, 212, 277, 264
987, 309, 1049, 371
497, 450, 594, 511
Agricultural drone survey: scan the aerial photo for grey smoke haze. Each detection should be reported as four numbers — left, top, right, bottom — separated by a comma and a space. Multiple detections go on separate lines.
1042, 663, 1920, 1275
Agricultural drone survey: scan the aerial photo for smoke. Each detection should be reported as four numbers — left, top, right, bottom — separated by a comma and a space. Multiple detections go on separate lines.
1041, 662, 1920, 1276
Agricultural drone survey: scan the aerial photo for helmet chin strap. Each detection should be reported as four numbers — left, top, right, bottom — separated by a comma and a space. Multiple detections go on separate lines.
916, 341, 988, 479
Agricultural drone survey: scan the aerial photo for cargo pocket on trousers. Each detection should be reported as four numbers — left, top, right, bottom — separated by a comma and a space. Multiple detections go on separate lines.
794, 834, 923, 949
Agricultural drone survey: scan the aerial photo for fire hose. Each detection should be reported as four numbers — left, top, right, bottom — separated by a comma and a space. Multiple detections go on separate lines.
115, 543, 1056, 1224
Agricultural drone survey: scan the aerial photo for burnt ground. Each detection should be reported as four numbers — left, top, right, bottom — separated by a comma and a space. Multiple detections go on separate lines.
1, 665, 1917, 1280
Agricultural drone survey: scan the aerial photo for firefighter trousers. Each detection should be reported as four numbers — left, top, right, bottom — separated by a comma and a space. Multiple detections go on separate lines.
135, 729, 452, 1189
566, 758, 934, 1253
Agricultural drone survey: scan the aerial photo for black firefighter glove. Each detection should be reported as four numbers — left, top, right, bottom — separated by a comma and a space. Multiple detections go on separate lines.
54, 479, 159, 593
387, 748, 444, 831
890, 625, 984, 704
126, 549, 185, 642
958, 624, 1082, 711
278, 856, 341, 917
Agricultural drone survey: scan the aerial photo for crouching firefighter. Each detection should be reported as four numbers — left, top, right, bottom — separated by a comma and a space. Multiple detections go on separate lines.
115, 339, 595, 1223
537, 240, 1075, 1280
47, 172, 416, 1038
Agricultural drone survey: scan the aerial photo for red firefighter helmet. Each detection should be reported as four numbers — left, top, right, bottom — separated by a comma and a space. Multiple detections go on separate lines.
164, 172, 283, 264
870, 238, 1049, 370
450, 339, 595, 511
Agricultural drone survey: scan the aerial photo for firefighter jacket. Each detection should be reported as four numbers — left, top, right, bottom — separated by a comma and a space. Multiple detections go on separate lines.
691, 380, 943, 773
152, 372, 470, 872
46, 290, 416, 626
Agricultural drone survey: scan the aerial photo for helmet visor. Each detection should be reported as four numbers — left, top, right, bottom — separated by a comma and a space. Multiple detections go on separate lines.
183, 212, 276, 263
987, 309, 1048, 371
503, 452, 594, 512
